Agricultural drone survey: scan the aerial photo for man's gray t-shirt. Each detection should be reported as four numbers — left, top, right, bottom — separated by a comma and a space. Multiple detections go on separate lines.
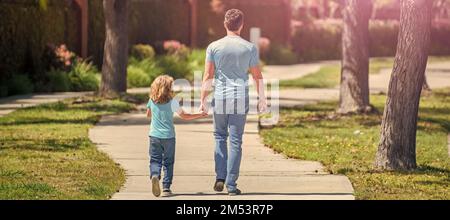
206, 35, 259, 100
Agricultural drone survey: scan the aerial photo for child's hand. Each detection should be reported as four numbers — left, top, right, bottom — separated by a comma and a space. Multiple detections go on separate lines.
200, 111, 209, 117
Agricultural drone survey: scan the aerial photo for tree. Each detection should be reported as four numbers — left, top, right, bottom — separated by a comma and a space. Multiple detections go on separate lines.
338, 0, 373, 114
375, 0, 432, 171
100, 0, 130, 98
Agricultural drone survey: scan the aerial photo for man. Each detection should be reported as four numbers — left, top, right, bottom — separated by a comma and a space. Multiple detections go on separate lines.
199, 9, 267, 196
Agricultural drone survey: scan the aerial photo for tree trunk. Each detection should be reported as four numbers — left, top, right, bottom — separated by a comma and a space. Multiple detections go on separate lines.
375, 0, 432, 171
100, 0, 129, 98
339, 0, 373, 114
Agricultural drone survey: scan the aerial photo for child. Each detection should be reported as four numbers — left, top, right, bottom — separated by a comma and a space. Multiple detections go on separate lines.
146, 75, 207, 197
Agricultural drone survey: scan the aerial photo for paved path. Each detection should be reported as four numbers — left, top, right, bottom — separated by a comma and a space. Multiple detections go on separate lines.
0, 92, 92, 117
89, 108, 354, 200
370, 61, 450, 93
263, 61, 338, 81
274, 61, 450, 108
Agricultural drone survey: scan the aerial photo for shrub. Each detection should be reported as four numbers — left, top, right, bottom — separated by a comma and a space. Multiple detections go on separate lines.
187, 49, 206, 72
68, 60, 100, 91
131, 44, 156, 60
163, 40, 182, 53
369, 20, 399, 57
0, 1, 78, 79
0, 85, 8, 97
431, 21, 450, 55
6, 74, 34, 95
292, 20, 342, 62
264, 44, 298, 65
127, 65, 151, 88
290, 20, 450, 62
46, 69, 71, 92
128, 58, 164, 84
157, 55, 192, 80
42, 44, 77, 72
163, 40, 190, 59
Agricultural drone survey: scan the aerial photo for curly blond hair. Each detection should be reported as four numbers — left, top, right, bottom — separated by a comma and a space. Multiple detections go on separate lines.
150, 75, 174, 104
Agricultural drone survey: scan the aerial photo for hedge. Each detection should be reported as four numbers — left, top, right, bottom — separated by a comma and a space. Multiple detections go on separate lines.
290, 20, 450, 62
0, 0, 79, 84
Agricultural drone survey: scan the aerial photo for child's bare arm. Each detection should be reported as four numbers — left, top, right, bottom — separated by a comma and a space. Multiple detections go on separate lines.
146, 109, 151, 118
177, 109, 207, 121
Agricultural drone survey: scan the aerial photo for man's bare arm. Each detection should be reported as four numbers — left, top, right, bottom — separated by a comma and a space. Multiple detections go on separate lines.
250, 66, 267, 113
200, 61, 215, 113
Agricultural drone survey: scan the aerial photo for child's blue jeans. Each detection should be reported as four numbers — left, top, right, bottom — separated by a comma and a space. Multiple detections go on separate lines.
149, 137, 176, 189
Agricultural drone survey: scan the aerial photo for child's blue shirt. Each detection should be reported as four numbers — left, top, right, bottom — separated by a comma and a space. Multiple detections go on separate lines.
147, 99, 180, 139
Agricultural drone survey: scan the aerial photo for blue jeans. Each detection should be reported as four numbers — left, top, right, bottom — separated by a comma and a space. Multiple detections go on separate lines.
213, 112, 247, 192
149, 137, 175, 189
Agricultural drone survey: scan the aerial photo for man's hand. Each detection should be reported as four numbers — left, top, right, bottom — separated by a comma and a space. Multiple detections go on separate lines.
258, 98, 268, 114
199, 101, 209, 114
200, 110, 209, 117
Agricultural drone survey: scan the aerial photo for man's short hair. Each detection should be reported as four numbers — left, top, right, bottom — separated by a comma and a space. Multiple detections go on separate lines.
224, 9, 244, 31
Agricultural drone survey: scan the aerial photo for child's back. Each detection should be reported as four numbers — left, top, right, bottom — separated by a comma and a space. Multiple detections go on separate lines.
147, 99, 180, 139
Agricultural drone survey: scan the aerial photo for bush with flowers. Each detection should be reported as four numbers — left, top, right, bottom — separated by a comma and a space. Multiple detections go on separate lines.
127, 41, 199, 87
163, 40, 190, 59
42, 44, 99, 92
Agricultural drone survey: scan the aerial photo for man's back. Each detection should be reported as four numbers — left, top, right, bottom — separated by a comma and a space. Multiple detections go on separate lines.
206, 35, 259, 100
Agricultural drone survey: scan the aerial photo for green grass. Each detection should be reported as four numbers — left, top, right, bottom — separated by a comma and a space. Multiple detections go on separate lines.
0, 97, 136, 199
280, 56, 450, 89
428, 56, 450, 62
369, 57, 395, 75
260, 88, 450, 200
280, 65, 341, 88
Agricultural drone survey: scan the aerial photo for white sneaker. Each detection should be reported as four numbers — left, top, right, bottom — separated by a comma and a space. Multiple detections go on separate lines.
162, 189, 173, 197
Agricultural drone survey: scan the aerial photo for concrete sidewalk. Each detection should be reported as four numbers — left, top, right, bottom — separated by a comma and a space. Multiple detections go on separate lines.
276, 61, 450, 108
89, 108, 354, 200
0, 92, 92, 117
263, 62, 329, 81
370, 61, 450, 93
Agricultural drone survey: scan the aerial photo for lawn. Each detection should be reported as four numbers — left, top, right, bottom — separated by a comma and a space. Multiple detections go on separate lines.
279, 65, 341, 88
260, 88, 450, 200
279, 56, 450, 89
0, 96, 136, 199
